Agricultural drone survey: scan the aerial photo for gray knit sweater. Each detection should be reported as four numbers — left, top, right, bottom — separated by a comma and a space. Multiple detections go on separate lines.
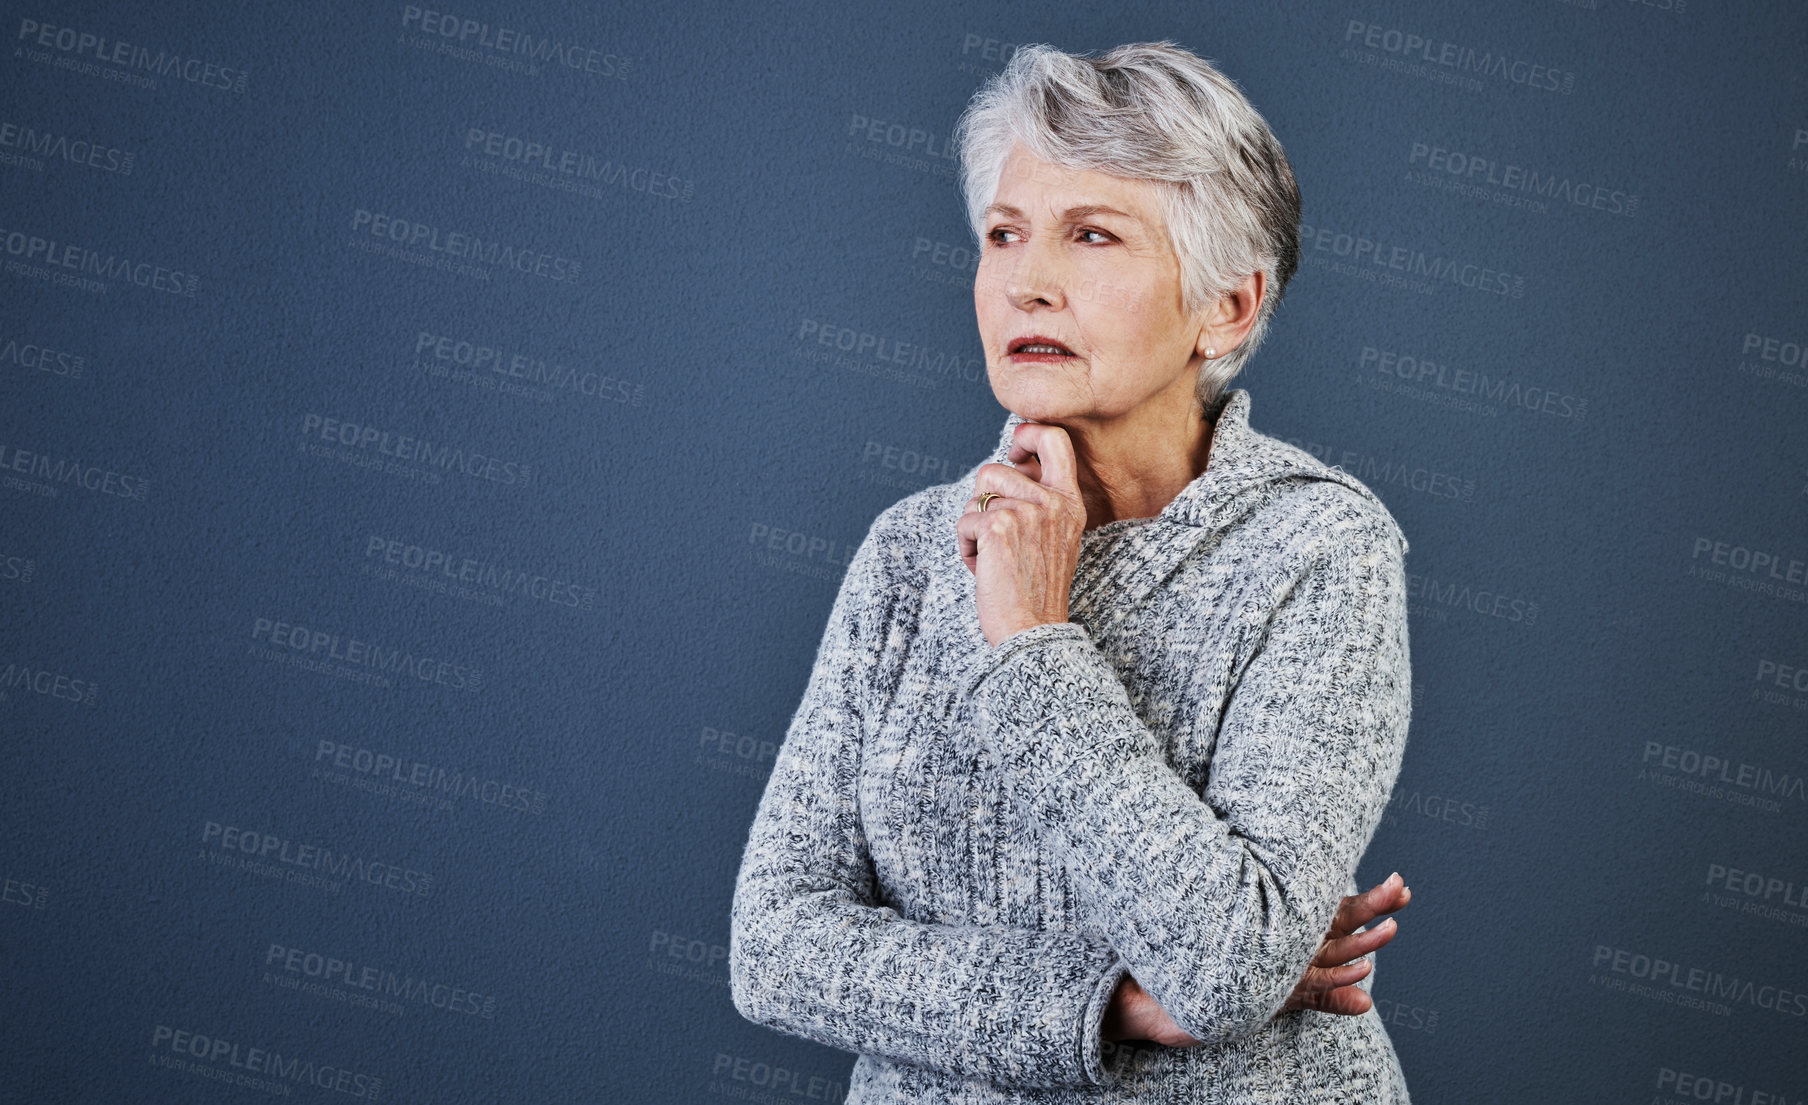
729, 388, 1414, 1103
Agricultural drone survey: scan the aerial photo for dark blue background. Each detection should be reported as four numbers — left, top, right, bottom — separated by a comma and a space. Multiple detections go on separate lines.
5, 1, 1806, 1101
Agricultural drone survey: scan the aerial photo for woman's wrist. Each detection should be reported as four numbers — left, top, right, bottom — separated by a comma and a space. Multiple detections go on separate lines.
1099, 973, 1144, 1042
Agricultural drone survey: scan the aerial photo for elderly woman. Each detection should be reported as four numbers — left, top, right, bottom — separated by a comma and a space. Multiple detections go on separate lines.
731, 40, 1415, 1103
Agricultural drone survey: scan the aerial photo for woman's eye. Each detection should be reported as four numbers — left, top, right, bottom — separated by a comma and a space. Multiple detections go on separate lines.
986, 227, 1019, 245
1077, 228, 1112, 244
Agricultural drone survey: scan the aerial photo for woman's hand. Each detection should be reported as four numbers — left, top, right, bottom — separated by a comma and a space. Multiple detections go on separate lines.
1277, 872, 1411, 1016
1100, 873, 1413, 1045
957, 422, 1086, 646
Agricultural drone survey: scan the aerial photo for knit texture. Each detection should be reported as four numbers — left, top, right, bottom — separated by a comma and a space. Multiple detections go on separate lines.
729, 388, 1414, 1103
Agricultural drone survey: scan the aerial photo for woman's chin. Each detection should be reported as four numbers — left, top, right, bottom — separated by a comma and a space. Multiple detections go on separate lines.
1000, 399, 1083, 424
990, 383, 1089, 424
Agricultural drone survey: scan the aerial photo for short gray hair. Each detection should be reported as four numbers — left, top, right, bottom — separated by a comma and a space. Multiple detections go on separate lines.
953, 41, 1301, 415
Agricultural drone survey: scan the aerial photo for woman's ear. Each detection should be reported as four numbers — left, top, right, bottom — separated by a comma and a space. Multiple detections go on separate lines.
1195, 326, 1219, 361
1195, 272, 1265, 360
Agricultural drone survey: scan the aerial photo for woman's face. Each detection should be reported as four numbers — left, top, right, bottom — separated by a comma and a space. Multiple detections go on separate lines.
974, 142, 1208, 426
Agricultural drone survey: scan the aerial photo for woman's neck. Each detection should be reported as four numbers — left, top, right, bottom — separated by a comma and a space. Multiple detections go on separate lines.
1069, 408, 1215, 531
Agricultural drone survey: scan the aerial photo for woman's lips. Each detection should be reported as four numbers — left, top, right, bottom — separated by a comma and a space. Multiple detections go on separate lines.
1007, 337, 1076, 362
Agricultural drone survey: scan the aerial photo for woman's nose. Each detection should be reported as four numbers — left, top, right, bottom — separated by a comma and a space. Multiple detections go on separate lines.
1002, 239, 1067, 311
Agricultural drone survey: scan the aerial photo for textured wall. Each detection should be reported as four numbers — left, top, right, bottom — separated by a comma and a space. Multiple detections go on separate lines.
5, 1, 1806, 1101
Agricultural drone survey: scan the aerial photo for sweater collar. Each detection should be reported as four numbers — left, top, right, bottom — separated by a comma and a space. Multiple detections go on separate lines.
973, 387, 1396, 539
939, 387, 1404, 659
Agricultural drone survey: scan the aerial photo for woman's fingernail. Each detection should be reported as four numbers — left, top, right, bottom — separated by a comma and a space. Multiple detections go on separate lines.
1389, 871, 1401, 886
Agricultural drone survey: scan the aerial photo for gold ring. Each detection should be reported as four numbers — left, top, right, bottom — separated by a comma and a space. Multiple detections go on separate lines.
978, 491, 1000, 512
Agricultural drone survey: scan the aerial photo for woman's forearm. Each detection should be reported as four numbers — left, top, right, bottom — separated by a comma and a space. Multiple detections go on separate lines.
730, 503, 1135, 1091
965, 505, 1412, 1047
1099, 973, 1153, 1043
732, 866, 1132, 1089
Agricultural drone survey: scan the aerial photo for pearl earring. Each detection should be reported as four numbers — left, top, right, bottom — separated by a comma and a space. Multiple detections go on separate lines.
1205, 347, 1216, 358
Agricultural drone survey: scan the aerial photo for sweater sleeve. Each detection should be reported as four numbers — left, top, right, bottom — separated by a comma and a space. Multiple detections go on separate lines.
728, 511, 1136, 1091
962, 506, 1412, 1048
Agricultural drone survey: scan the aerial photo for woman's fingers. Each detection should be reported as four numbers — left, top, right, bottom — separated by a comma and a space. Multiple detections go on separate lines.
1003, 446, 1043, 484
1298, 958, 1373, 993
972, 460, 1055, 504
956, 459, 1064, 568
1279, 961, 1375, 1017
1329, 873, 1410, 937
1008, 422, 1079, 495
1285, 878, 1415, 1019
955, 491, 1029, 566
1297, 984, 1375, 1017
1314, 917, 1396, 968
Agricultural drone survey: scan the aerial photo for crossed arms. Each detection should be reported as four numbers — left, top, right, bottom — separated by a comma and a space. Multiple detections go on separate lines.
728, 500, 1412, 1090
